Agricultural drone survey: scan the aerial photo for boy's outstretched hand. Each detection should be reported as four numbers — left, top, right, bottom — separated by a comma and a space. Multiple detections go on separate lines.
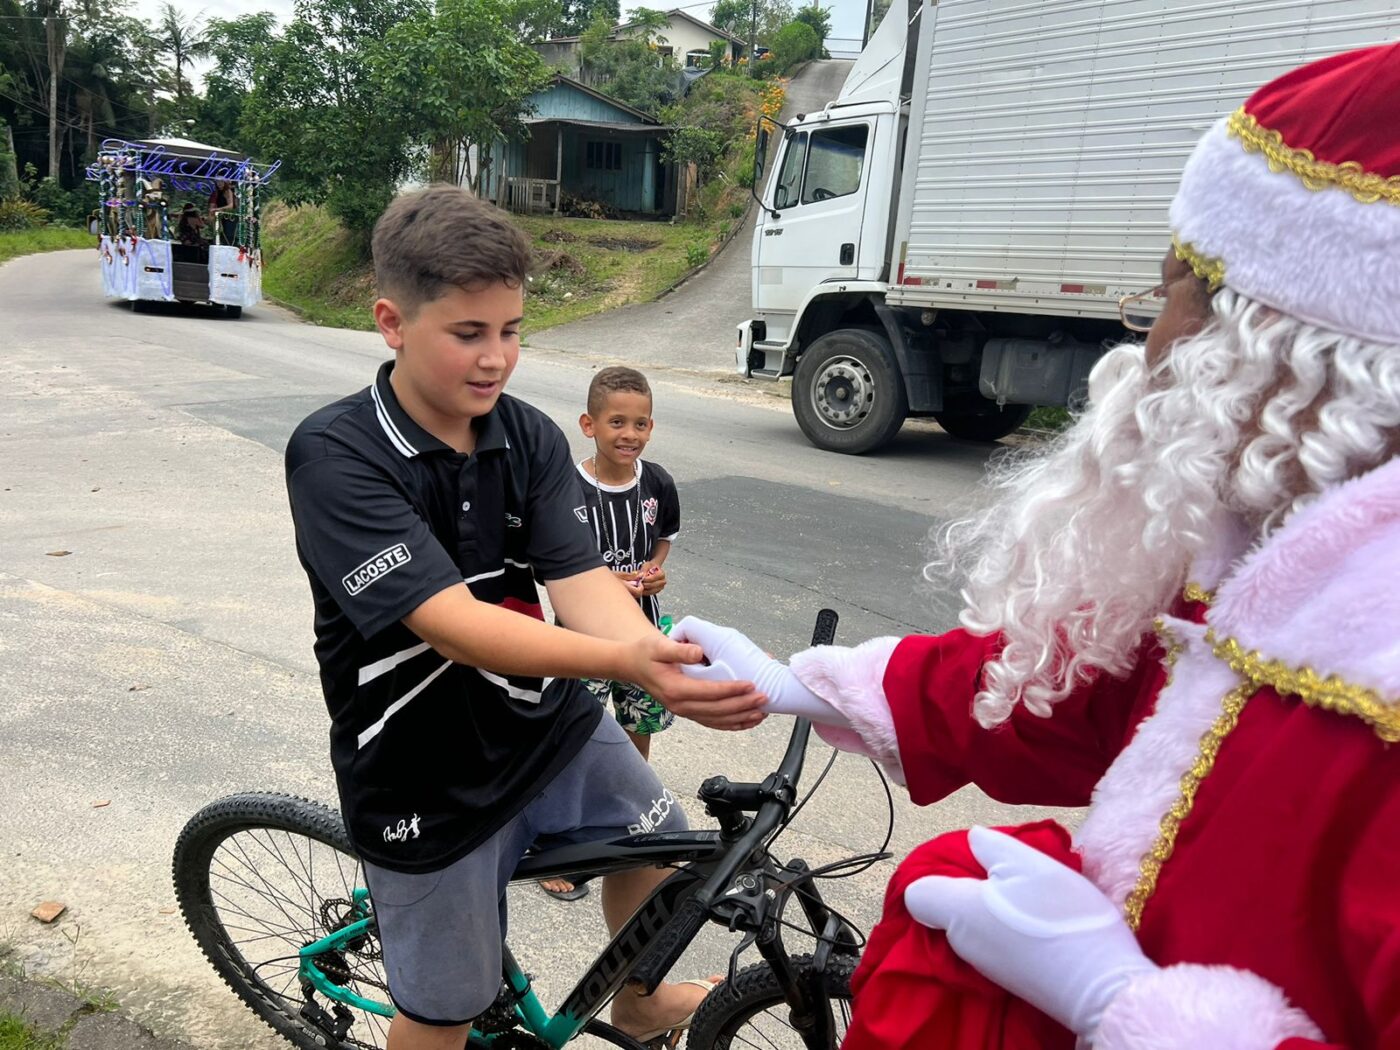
628, 632, 767, 731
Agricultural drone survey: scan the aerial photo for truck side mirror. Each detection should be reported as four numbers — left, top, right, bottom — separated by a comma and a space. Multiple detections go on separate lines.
755, 126, 769, 182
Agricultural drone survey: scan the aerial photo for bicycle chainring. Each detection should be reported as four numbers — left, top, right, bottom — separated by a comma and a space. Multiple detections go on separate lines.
484, 1031, 552, 1049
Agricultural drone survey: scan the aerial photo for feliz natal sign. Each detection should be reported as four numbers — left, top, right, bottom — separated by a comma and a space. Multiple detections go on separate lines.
86, 139, 282, 194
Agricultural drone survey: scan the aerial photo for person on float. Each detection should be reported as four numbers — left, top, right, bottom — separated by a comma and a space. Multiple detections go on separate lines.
676, 42, 1400, 1049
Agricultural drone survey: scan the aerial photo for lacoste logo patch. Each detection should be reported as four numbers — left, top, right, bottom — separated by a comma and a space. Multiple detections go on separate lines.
343, 543, 412, 596
574, 506, 589, 524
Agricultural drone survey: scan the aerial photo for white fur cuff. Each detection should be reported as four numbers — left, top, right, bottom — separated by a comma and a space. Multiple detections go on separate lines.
789, 637, 905, 784
1094, 964, 1323, 1049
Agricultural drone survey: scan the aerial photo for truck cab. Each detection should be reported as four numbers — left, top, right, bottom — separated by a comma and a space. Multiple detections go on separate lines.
749, 98, 900, 349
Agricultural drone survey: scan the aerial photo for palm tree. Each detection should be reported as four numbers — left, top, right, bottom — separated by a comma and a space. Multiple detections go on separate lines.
156, 3, 210, 114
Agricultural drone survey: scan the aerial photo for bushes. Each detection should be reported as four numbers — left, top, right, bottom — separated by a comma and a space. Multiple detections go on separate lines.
0, 197, 49, 231
769, 21, 819, 73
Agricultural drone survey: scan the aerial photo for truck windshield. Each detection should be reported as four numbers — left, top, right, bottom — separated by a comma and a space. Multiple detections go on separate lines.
801, 124, 868, 205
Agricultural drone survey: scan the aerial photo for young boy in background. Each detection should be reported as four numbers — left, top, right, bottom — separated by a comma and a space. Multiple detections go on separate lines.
540, 366, 682, 903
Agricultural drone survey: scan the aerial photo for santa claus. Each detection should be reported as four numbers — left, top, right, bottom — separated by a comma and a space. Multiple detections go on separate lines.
677, 42, 1400, 1049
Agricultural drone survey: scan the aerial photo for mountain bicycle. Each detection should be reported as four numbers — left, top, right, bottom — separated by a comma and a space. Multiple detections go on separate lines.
172, 610, 891, 1049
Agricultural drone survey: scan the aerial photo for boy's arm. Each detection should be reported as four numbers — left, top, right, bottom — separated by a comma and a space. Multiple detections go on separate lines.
546, 567, 765, 729
648, 538, 672, 568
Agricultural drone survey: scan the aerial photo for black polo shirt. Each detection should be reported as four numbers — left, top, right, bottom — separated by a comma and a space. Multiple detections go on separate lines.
285, 361, 605, 873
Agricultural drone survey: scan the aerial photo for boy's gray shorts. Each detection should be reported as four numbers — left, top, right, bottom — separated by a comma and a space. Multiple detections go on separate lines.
362, 715, 688, 1026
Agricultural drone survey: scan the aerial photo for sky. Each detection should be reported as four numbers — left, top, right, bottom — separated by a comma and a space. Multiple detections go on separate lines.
127, 0, 872, 63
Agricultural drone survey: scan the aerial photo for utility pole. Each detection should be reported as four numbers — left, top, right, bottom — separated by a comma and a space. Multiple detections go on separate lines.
748, 0, 758, 77
46, 7, 64, 180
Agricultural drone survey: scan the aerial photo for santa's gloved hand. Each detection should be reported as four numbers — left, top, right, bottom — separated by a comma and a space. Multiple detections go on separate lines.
670, 617, 849, 726
905, 826, 1158, 1038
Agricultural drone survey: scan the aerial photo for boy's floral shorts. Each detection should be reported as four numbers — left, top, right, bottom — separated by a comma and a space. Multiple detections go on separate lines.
584, 678, 675, 736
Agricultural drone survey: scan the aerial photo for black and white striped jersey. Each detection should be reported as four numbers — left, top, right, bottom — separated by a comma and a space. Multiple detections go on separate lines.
573, 459, 680, 626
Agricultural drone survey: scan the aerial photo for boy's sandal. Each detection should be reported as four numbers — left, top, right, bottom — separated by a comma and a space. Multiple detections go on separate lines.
537, 878, 589, 902
634, 978, 722, 1043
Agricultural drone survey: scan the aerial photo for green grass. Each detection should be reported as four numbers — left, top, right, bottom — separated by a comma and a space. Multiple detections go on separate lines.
0, 227, 93, 266
260, 205, 378, 331
258, 202, 737, 337
0, 1014, 61, 1050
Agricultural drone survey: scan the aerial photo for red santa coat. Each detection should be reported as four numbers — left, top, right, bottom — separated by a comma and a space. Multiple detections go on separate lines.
815, 458, 1400, 1048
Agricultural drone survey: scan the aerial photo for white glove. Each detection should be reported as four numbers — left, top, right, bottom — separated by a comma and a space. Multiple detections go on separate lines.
670, 616, 850, 726
904, 826, 1157, 1038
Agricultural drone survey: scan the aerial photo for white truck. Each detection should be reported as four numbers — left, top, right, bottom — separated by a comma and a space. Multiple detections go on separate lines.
737, 0, 1399, 453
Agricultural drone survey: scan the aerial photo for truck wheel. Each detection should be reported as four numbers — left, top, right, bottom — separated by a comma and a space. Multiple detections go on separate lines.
933, 402, 1032, 442
223, 304, 243, 319
793, 328, 908, 454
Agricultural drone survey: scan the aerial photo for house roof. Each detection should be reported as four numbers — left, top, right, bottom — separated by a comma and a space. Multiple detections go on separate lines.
540, 73, 661, 124
542, 8, 746, 46
525, 118, 676, 133
613, 8, 747, 44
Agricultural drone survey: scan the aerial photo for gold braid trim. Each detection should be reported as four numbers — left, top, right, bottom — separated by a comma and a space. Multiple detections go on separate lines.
1123, 677, 1253, 931
1183, 583, 1214, 606
1172, 236, 1225, 291
1206, 629, 1400, 743
1228, 108, 1400, 206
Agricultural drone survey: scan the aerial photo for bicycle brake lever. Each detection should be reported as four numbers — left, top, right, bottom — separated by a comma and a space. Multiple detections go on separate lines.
727, 928, 758, 985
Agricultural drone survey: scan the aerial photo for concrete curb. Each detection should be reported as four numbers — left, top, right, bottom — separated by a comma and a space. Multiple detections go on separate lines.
0, 975, 198, 1050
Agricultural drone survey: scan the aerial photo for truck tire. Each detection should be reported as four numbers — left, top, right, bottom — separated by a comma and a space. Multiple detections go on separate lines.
793, 328, 908, 454
932, 402, 1032, 442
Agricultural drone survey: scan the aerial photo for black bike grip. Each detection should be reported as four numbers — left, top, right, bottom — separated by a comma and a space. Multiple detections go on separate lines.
628, 897, 710, 994
810, 609, 838, 648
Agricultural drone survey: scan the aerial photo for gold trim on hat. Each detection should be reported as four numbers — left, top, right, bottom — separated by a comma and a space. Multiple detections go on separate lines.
1172, 237, 1225, 291
1228, 108, 1400, 206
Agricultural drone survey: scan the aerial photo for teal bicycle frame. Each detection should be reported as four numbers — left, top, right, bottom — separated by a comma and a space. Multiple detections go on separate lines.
297, 836, 722, 1049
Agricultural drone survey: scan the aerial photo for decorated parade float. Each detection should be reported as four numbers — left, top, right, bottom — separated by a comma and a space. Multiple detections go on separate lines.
87, 137, 280, 317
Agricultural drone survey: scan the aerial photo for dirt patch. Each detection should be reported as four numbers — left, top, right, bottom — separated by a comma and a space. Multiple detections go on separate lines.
540, 229, 578, 244
586, 235, 662, 252
539, 250, 587, 278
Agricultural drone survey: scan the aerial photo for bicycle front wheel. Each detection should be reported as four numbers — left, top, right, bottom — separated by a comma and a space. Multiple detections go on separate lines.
172, 793, 393, 1049
685, 954, 856, 1050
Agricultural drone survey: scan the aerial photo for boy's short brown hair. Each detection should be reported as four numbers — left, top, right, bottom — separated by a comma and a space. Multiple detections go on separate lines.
372, 185, 533, 315
587, 366, 652, 415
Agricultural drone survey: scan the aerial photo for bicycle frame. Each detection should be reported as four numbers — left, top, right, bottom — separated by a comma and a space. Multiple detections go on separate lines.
298, 830, 728, 1048
298, 610, 850, 1049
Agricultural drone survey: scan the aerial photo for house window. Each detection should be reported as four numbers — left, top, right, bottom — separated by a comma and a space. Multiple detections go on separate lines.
586, 141, 622, 171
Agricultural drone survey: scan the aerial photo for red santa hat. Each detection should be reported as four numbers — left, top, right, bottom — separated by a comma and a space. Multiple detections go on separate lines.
1169, 43, 1400, 345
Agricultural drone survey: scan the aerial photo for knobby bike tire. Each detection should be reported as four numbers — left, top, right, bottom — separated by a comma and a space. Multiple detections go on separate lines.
685, 954, 857, 1050
172, 792, 391, 1050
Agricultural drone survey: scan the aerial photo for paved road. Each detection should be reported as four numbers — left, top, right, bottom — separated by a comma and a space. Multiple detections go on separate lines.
528, 60, 854, 373
0, 245, 1068, 1049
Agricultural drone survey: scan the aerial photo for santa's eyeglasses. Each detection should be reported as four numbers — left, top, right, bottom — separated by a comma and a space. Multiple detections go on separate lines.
1118, 284, 1166, 333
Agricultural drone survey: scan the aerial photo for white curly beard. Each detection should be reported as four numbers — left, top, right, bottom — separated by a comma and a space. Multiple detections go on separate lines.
930, 290, 1400, 727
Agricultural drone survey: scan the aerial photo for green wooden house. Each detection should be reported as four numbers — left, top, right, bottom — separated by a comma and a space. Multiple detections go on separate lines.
490, 75, 680, 218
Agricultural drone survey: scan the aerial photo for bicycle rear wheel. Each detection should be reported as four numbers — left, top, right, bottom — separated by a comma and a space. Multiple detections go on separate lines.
685, 954, 856, 1050
172, 793, 393, 1049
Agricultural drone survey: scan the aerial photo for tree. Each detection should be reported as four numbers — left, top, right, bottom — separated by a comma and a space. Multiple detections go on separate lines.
242, 0, 421, 241
0, 0, 161, 186
155, 2, 210, 115
550, 0, 617, 37
768, 19, 817, 72
578, 10, 678, 113
193, 12, 277, 148
708, 0, 747, 35
374, 0, 552, 192
793, 2, 830, 46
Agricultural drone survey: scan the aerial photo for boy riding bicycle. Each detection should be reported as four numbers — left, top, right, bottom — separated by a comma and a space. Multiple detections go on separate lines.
283, 185, 764, 1050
